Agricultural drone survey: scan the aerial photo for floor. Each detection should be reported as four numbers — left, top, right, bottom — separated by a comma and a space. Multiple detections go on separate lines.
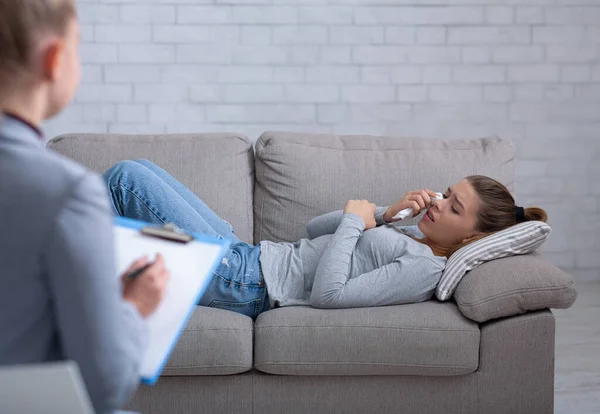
554, 281, 600, 413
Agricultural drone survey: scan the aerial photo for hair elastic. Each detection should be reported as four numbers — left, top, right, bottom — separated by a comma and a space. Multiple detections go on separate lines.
515, 206, 525, 222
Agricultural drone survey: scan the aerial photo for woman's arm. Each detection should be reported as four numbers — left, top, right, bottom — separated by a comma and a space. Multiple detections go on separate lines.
306, 206, 390, 239
309, 214, 442, 308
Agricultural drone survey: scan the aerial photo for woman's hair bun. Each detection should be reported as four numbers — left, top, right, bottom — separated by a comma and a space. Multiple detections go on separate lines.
524, 207, 548, 223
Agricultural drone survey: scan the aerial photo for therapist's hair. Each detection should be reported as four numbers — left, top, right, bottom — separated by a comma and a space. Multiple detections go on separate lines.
0, 0, 75, 89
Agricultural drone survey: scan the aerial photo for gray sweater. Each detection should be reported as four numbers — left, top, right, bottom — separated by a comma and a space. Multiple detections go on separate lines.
259, 206, 447, 309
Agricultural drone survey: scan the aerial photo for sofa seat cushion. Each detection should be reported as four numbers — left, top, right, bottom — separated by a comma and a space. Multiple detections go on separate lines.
254, 301, 480, 376
161, 307, 253, 376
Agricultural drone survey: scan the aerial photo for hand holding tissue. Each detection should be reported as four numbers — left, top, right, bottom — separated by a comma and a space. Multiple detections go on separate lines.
392, 192, 444, 221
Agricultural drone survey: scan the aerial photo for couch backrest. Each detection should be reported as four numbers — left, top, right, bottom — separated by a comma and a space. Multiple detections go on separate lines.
47, 133, 255, 244
254, 131, 515, 243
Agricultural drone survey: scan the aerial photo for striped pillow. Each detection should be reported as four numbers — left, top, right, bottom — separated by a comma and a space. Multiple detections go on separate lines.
435, 221, 552, 301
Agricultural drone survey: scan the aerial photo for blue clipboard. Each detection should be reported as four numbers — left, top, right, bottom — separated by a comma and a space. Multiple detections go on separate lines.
114, 217, 231, 385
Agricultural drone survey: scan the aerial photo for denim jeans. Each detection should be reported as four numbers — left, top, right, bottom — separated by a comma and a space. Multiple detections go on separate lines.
103, 159, 269, 320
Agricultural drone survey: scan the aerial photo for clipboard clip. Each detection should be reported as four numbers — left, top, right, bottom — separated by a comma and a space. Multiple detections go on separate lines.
140, 223, 194, 244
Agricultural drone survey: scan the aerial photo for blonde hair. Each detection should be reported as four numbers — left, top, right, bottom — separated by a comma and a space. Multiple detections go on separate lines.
445, 175, 548, 258
0, 0, 75, 89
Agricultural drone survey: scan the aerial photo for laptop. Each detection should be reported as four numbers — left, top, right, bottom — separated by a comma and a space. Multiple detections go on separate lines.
0, 361, 95, 414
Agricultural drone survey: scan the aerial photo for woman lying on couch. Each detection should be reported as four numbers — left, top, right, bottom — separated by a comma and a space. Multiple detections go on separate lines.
104, 160, 546, 320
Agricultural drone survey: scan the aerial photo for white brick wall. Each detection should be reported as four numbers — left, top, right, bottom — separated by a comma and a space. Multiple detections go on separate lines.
45, 0, 600, 280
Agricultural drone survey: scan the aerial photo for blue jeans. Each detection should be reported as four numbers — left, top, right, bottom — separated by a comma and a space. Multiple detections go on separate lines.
103, 159, 269, 320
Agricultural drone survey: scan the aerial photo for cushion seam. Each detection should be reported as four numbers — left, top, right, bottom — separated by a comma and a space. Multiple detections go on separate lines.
258, 137, 507, 152
459, 296, 575, 312
464, 298, 575, 320
456, 280, 575, 307
165, 364, 251, 369
245, 146, 253, 244
254, 326, 478, 332
254, 362, 476, 369
181, 328, 253, 332
482, 313, 554, 327
55, 134, 249, 143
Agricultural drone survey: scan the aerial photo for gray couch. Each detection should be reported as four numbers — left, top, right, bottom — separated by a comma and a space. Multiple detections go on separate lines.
48, 131, 577, 414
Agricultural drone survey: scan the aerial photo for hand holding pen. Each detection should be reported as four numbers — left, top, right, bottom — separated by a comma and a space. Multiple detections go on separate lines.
121, 254, 170, 319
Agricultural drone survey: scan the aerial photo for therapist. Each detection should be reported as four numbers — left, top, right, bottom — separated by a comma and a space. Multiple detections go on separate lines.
0, 1, 169, 413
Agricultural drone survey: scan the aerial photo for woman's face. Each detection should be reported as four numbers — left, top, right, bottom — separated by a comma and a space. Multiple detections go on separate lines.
418, 179, 482, 247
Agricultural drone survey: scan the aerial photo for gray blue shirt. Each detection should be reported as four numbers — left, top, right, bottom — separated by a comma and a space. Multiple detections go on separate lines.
0, 115, 147, 414
259, 207, 447, 309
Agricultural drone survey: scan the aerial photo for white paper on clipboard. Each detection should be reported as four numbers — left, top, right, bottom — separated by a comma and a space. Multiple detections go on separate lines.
113, 222, 228, 384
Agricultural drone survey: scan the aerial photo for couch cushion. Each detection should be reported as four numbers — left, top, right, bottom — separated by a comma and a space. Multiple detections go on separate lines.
161, 307, 253, 376
253, 131, 515, 243
454, 252, 577, 323
47, 133, 255, 243
254, 301, 480, 376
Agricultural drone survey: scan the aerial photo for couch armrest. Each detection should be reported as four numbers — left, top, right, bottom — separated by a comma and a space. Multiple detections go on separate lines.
453, 252, 577, 323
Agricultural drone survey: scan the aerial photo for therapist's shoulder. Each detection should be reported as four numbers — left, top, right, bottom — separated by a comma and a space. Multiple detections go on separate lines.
1, 141, 111, 258
48, 150, 110, 213
18, 145, 109, 217
42, 147, 96, 187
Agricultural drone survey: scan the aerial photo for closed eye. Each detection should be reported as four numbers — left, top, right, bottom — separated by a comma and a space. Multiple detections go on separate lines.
444, 194, 459, 214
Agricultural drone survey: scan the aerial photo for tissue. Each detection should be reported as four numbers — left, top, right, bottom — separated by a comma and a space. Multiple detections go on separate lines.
392, 192, 443, 221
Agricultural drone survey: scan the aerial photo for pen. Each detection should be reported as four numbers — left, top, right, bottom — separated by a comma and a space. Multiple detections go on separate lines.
125, 261, 154, 281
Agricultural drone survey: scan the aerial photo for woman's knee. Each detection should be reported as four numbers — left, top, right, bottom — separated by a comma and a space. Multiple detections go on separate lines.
103, 160, 148, 189
131, 159, 156, 169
